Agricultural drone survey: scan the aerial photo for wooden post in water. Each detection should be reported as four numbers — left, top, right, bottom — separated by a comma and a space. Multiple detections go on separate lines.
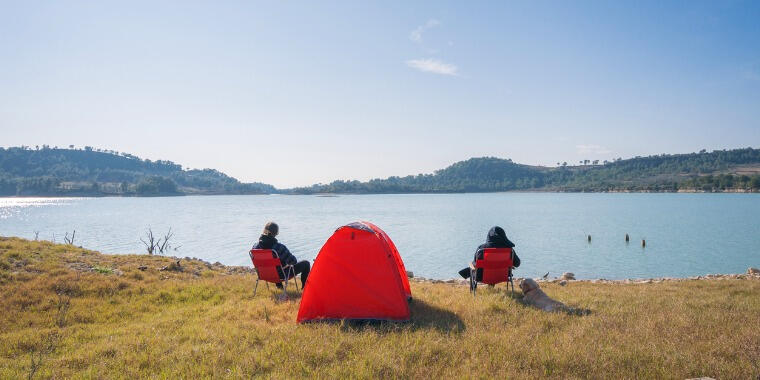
642, 239, 646, 248
625, 233, 630, 242
587, 235, 591, 243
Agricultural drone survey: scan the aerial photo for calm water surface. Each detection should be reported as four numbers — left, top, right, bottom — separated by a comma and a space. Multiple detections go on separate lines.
1, 193, 758, 280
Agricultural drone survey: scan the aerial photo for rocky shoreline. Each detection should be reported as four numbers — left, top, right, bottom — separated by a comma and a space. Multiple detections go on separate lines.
405, 268, 760, 286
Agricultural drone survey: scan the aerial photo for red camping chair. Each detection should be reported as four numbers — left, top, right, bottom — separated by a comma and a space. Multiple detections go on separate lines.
249, 249, 299, 298
469, 248, 515, 296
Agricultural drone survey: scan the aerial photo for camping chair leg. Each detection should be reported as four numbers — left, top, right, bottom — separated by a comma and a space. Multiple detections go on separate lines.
470, 267, 477, 296
510, 277, 515, 296
253, 279, 259, 297
291, 266, 299, 292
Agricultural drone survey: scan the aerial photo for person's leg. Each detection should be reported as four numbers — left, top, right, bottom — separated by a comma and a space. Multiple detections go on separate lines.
293, 260, 311, 288
458, 267, 471, 279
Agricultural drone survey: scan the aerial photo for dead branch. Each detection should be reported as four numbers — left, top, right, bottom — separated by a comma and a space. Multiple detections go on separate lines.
26, 331, 58, 380
157, 228, 173, 254
63, 230, 75, 245
55, 292, 71, 328
140, 228, 160, 255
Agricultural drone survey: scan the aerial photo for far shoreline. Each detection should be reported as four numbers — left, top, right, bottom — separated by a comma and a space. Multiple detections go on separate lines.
1, 189, 758, 199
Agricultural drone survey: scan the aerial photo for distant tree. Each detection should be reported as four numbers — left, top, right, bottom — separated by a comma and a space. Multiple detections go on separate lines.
135, 176, 178, 195
68, 145, 74, 149
739, 175, 751, 188
751, 176, 760, 190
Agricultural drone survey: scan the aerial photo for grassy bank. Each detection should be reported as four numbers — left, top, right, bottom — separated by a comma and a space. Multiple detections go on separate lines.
1, 237, 759, 379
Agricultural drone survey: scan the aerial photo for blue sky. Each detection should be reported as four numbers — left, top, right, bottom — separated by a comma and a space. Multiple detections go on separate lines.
1, 1, 759, 187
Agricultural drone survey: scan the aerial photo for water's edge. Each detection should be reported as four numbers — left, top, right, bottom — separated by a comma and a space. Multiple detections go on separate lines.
27, 243, 755, 283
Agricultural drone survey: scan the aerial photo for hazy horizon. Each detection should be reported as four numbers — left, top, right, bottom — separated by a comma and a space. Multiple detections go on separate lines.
2, 1, 759, 187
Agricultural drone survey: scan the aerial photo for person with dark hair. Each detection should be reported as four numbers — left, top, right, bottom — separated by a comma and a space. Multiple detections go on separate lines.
252, 221, 310, 289
458, 226, 520, 281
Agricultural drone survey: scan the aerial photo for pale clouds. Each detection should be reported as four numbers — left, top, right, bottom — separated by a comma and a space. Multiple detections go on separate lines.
405, 59, 458, 76
576, 144, 612, 155
407, 20, 458, 76
409, 19, 440, 43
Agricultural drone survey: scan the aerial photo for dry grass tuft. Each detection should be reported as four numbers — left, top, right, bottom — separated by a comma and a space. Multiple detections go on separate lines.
0, 237, 758, 379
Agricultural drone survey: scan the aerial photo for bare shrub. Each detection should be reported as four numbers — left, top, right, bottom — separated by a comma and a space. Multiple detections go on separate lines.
26, 332, 58, 380
140, 227, 174, 255
140, 228, 158, 255
157, 228, 173, 254
54, 292, 71, 328
63, 230, 75, 245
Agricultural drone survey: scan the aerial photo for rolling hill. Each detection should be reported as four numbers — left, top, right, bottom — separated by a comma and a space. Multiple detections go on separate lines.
289, 148, 760, 193
1, 146, 759, 196
0, 146, 275, 196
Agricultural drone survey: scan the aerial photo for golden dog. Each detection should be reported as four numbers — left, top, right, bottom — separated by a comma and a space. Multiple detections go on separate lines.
519, 278, 589, 315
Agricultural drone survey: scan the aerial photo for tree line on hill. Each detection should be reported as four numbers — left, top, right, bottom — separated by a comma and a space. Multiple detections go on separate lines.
0, 146, 274, 196
1, 146, 759, 196
289, 148, 760, 193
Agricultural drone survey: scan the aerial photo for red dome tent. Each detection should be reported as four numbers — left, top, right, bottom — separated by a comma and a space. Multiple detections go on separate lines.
297, 221, 412, 323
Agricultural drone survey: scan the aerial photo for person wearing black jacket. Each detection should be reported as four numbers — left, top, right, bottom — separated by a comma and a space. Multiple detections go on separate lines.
252, 222, 310, 288
458, 226, 520, 281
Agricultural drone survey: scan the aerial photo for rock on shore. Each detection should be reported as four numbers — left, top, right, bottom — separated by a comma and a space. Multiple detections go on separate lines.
407, 270, 760, 286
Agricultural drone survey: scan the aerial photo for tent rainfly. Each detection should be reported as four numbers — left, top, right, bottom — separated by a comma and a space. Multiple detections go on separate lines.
297, 221, 412, 322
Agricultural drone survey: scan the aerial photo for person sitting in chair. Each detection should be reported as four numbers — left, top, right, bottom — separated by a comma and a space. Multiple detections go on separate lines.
458, 226, 520, 281
252, 221, 310, 289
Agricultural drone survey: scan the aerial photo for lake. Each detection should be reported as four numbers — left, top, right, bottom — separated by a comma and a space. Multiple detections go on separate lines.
1, 193, 759, 280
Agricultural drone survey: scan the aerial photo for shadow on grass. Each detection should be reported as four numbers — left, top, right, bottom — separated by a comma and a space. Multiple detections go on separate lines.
337, 298, 466, 334
255, 283, 303, 302
408, 298, 466, 333
513, 295, 592, 316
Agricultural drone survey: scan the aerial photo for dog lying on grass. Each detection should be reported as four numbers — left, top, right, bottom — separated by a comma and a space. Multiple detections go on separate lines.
519, 278, 590, 315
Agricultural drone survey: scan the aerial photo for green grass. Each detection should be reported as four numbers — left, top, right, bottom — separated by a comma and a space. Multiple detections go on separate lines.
1, 237, 758, 379
92, 266, 113, 275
